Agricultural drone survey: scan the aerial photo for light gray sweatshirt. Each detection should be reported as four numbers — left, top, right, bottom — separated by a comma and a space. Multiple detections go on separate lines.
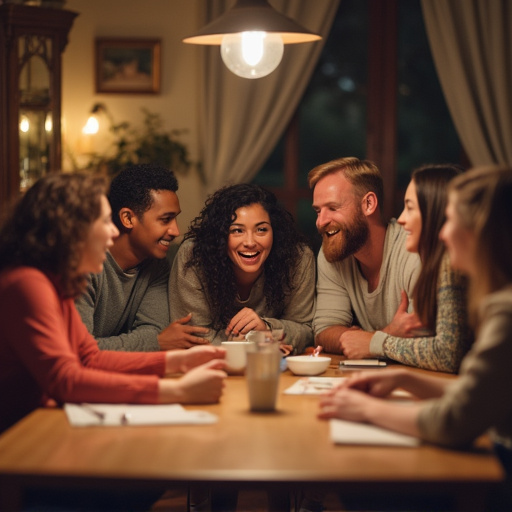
313, 220, 420, 346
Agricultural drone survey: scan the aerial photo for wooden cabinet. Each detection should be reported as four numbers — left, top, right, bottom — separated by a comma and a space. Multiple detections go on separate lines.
0, 4, 77, 206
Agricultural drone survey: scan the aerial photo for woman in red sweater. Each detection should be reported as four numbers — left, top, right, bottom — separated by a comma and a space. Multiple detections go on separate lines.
0, 172, 226, 434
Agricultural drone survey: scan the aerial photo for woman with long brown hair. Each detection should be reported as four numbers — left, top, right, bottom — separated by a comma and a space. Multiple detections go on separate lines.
372, 164, 473, 372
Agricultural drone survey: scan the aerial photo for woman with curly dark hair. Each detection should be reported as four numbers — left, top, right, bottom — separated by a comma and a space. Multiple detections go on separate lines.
0, 173, 226, 435
169, 183, 315, 354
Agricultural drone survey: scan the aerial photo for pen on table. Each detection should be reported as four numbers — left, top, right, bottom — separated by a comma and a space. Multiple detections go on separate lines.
339, 359, 387, 368
80, 405, 131, 425
80, 403, 106, 422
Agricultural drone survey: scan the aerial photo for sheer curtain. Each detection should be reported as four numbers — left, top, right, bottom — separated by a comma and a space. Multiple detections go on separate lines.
197, 0, 340, 193
421, 0, 512, 166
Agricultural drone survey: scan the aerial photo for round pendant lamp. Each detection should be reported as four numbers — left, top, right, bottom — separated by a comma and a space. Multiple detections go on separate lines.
183, 0, 321, 79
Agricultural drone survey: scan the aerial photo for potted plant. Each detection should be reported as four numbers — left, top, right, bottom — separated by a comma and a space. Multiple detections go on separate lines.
83, 106, 192, 179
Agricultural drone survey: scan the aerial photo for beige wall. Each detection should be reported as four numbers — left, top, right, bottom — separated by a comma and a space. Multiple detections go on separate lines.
62, 0, 206, 234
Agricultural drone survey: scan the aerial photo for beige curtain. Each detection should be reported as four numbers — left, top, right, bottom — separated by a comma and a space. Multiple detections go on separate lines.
198, 0, 340, 193
421, 0, 512, 166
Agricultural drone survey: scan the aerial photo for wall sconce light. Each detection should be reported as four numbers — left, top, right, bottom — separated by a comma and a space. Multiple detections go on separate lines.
19, 114, 30, 133
44, 113, 53, 133
182, 0, 321, 79
82, 103, 113, 135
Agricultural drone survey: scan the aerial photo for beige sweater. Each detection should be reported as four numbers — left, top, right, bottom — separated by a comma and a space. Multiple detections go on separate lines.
419, 285, 512, 449
314, 220, 420, 339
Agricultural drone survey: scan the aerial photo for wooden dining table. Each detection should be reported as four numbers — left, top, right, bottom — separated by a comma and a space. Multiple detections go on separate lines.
0, 354, 503, 511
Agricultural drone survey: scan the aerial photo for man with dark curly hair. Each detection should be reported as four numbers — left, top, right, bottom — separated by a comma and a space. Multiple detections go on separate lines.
76, 164, 209, 351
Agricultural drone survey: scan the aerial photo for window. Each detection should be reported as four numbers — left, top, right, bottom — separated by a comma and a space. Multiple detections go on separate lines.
397, 0, 462, 190
253, 0, 461, 248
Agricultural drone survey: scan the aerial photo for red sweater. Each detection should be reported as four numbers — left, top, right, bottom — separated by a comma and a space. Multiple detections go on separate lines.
0, 267, 166, 432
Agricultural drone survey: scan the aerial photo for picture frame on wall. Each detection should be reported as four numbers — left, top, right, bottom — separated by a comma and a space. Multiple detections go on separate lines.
95, 38, 161, 94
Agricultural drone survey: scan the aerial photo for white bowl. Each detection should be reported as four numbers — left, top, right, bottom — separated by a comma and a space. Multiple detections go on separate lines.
286, 355, 331, 376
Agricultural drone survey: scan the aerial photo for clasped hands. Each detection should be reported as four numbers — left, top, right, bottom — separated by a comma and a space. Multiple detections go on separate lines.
159, 307, 270, 351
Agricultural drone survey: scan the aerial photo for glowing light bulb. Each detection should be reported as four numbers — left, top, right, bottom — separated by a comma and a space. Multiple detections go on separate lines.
221, 31, 284, 79
241, 32, 264, 65
82, 115, 99, 135
20, 115, 30, 133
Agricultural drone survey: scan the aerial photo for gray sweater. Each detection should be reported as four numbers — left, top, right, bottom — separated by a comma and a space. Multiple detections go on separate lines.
76, 252, 170, 351
169, 239, 316, 354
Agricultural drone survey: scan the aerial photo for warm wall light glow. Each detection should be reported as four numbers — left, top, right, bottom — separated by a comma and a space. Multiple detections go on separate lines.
221, 31, 284, 79
20, 115, 30, 133
45, 113, 53, 132
82, 115, 99, 135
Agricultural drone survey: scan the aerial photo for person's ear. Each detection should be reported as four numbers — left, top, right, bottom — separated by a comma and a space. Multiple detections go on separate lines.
361, 192, 378, 216
119, 208, 135, 229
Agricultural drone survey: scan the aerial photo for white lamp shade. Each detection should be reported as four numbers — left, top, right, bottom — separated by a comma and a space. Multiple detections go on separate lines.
182, 0, 321, 45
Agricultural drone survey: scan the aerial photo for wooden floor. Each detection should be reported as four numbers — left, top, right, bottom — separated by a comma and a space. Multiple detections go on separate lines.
151, 489, 345, 511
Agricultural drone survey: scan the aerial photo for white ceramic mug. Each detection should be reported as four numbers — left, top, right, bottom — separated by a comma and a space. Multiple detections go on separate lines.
221, 341, 253, 374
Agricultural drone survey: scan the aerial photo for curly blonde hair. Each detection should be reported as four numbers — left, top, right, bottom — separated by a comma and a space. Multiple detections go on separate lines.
0, 173, 106, 297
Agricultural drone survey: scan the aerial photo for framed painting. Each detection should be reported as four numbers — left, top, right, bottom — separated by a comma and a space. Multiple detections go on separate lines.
95, 38, 161, 94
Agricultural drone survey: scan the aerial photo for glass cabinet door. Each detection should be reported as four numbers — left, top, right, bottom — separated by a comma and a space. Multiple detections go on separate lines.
18, 34, 52, 191
0, 4, 77, 205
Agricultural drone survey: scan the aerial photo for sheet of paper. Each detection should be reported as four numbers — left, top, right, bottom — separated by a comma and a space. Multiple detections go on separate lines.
284, 377, 414, 399
284, 377, 346, 395
64, 403, 218, 427
330, 419, 420, 446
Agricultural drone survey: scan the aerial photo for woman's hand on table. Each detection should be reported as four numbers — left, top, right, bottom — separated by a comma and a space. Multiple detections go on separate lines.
318, 383, 422, 439
335, 368, 408, 397
159, 359, 227, 404
225, 307, 267, 336
165, 345, 226, 374
318, 387, 378, 422
158, 313, 211, 350
336, 368, 448, 401
319, 369, 416, 423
